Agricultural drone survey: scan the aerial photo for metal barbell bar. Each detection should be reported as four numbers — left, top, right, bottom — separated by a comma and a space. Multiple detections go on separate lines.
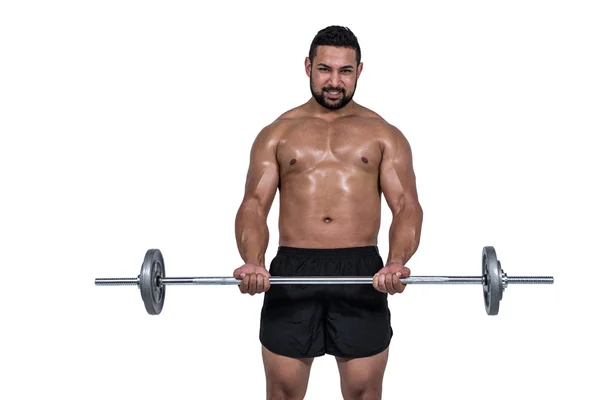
95, 246, 554, 316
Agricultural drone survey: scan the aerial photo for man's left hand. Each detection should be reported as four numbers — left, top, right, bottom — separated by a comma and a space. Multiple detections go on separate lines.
373, 263, 411, 295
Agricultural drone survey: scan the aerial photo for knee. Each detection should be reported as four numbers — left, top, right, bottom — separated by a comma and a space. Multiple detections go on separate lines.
266, 389, 286, 400
267, 383, 306, 400
342, 384, 382, 400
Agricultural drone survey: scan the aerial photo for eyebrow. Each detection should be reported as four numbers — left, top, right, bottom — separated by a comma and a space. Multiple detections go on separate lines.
317, 63, 354, 70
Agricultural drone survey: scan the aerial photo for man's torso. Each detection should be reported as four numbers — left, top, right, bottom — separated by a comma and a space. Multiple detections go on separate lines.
272, 105, 391, 248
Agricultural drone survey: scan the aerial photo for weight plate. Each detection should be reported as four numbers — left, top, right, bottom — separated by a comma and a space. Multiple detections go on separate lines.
482, 246, 502, 315
139, 249, 165, 315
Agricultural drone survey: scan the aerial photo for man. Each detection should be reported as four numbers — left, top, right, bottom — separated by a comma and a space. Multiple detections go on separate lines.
233, 25, 423, 400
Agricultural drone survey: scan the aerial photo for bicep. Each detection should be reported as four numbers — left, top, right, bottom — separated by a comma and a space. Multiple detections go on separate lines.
379, 128, 420, 214
242, 128, 280, 215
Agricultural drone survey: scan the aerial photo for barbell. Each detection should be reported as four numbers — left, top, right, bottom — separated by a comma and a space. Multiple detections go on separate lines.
95, 246, 553, 316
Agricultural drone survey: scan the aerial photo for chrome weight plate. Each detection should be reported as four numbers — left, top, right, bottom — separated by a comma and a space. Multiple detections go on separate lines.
139, 249, 165, 315
482, 246, 502, 315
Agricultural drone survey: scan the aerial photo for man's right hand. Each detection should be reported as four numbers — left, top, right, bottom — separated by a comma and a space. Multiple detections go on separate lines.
233, 263, 271, 295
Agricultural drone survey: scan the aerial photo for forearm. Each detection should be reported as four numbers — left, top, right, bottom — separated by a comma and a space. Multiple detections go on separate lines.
235, 203, 270, 267
387, 201, 423, 265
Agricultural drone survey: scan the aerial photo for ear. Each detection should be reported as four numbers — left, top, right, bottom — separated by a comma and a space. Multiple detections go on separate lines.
356, 62, 363, 79
305, 57, 311, 77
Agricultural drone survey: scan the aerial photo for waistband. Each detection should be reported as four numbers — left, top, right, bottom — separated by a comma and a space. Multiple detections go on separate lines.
276, 246, 380, 258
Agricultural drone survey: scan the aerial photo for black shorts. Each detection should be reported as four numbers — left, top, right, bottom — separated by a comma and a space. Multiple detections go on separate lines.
259, 246, 393, 359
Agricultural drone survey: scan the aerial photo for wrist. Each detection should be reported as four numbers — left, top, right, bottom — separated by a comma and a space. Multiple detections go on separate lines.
244, 260, 265, 268
386, 258, 405, 266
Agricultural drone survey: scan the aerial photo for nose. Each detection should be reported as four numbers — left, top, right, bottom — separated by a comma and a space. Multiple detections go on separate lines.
328, 71, 342, 88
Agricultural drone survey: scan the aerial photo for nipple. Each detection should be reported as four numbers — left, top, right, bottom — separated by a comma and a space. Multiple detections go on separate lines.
290, 159, 297, 165
361, 157, 369, 164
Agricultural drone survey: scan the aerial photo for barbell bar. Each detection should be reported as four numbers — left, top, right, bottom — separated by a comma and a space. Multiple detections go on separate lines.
95, 246, 554, 316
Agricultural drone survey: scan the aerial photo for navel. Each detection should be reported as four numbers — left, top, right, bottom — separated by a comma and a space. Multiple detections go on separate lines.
290, 158, 297, 165
361, 157, 369, 164
323, 217, 332, 223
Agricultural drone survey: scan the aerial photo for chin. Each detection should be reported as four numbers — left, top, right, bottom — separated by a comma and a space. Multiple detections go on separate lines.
327, 100, 350, 110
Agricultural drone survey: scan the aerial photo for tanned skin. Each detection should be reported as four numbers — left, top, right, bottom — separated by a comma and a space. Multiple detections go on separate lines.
233, 45, 423, 400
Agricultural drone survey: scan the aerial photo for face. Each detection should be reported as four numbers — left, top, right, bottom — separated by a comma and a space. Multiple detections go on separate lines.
305, 46, 363, 110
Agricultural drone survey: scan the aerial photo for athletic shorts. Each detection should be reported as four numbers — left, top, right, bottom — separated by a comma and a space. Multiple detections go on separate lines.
259, 246, 393, 359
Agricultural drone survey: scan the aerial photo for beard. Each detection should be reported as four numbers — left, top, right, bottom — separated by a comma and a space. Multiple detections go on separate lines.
310, 75, 357, 110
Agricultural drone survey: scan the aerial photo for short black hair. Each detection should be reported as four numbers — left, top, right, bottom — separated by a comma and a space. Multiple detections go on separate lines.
308, 25, 361, 65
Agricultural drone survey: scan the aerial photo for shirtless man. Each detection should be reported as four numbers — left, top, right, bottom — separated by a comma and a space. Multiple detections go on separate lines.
233, 26, 423, 400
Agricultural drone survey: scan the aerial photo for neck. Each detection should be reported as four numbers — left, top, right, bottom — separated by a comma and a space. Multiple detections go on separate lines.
306, 97, 358, 119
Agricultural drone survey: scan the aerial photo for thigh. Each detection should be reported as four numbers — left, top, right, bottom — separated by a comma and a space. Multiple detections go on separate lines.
335, 348, 389, 399
325, 290, 392, 358
325, 255, 393, 358
260, 254, 326, 358
262, 345, 314, 400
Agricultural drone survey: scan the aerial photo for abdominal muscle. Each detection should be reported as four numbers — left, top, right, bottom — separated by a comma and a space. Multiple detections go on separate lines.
277, 168, 382, 249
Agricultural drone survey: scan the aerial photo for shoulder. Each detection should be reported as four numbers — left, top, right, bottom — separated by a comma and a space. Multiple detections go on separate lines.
251, 107, 306, 151
380, 122, 410, 150
256, 105, 314, 140
353, 105, 411, 151
353, 107, 412, 158
379, 124, 412, 162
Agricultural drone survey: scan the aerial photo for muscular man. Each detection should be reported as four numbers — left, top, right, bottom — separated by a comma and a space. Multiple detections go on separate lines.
233, 26, 423, 400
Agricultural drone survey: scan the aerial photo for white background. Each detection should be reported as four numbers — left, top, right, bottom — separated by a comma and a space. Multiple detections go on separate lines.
1, 1, 598, 399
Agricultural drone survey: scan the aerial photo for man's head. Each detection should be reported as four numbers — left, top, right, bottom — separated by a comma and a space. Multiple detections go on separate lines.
305, 26, 363, 110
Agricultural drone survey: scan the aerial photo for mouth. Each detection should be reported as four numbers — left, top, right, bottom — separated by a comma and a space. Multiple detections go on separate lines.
324, 89, 343, 99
